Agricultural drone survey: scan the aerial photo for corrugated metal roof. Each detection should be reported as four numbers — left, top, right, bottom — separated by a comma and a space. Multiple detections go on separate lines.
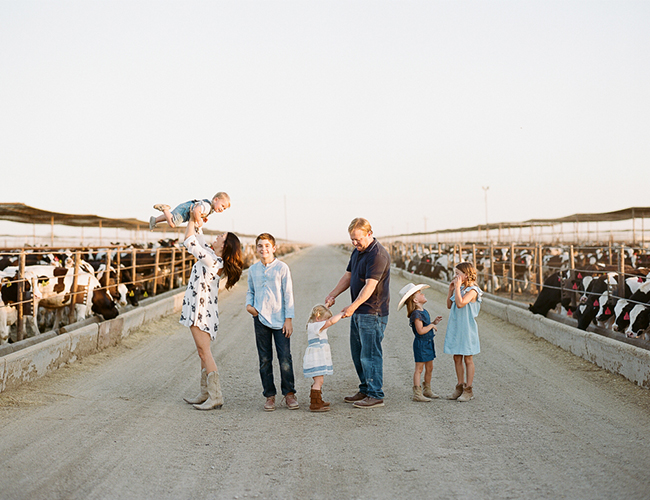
385, 207, 650, 238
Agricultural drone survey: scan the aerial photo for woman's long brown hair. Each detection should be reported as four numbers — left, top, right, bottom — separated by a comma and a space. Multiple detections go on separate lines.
221, 232, 243, 289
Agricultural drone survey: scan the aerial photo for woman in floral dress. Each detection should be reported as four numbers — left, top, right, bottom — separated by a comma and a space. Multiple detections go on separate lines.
181, 215, 243, 410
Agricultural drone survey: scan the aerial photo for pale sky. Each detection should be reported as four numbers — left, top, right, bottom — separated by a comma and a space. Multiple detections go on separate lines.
1, 1, 648, 244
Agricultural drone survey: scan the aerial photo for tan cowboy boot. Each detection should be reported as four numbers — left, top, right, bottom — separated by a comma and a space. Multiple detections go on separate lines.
447, 383, 465, 400
194, 371, 224, 410
422, 382, 440, 399
412, 385, 432, 402
457, 385, 474, 402
183, 368, 208, 404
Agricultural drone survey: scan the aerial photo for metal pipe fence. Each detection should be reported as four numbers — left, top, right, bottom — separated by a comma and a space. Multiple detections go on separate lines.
387, 240, 650, 318
1, 241, 303, 343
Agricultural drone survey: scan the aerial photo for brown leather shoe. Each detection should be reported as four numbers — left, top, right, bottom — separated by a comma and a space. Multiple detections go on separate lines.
284, 392, 299, 410
343, 392, 366, 404
353, 396, 384, 408
264, 396, 275, 411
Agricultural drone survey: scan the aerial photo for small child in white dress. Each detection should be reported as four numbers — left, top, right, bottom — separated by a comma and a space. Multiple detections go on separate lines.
303, 304, 345, 412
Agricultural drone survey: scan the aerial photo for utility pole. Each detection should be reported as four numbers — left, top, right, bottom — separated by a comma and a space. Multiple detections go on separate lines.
284, 195, 288, 241
482, 186, 489, 225
482, 186, 489, 242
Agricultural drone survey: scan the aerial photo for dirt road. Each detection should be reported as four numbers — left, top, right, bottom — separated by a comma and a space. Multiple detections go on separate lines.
1, 245, 649, 500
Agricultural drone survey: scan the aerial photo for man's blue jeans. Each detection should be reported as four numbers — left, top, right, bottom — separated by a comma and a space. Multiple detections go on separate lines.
253, 316, 296, 398
350, 313, 388, 399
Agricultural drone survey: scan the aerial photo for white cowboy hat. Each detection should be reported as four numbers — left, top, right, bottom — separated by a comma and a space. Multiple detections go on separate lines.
397, 283, 430, 310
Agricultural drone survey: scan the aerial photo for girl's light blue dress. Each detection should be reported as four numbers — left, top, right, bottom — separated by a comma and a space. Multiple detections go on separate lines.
443, 285, 482, 355
303, 321, 334, 378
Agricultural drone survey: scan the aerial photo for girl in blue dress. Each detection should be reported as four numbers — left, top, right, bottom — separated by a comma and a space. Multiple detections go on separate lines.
303, 305, 346, 412
398, 283, 443, 402
444, 262, 482, 402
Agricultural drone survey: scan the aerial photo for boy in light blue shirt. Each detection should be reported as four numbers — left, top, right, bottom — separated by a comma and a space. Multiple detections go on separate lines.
246, 233, 297, 411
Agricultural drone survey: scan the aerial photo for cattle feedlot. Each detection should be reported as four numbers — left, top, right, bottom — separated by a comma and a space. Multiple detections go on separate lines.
0, 245, 649, 499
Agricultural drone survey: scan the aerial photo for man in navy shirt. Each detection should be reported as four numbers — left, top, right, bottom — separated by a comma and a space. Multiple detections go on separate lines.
325, 218, 391, 408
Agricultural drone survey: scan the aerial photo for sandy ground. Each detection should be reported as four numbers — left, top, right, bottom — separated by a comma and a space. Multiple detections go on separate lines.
1, 245, 649, 500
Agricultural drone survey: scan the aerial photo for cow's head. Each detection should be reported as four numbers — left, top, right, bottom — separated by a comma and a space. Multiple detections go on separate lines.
625, 305, 650, 338
1, 273, 31, 304
91, 289, 119, 320
613, 300, 632, 332
595, 293, 616, 324
125, 284, 141, 306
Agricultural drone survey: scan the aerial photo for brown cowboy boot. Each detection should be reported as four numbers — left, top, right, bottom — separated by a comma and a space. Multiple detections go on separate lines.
309, 389, 331, 412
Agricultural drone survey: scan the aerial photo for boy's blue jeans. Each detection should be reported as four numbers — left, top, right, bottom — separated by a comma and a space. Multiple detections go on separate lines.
350, 313, 388, 400
253, 316, 296, 398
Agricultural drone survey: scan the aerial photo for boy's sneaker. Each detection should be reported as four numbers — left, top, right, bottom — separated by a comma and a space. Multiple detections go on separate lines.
153, 204, 170, 212
264, 396, 275, 412
284, 392, 299, 410
353, 396, 384, 408
149, 216, 157, 231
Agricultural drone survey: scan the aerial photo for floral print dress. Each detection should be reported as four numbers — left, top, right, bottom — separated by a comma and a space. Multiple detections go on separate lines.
179, 231, 223, 340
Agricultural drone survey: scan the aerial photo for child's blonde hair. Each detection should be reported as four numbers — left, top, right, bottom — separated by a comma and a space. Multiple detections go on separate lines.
308, 304, 333, 325
456, 262, 477, 285
213, 192, 230, 203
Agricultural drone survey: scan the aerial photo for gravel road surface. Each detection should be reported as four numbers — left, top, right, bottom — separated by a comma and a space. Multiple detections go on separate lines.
1, 245, 649, 500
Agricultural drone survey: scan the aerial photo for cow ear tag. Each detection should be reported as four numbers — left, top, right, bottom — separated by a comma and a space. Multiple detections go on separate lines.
567, 310, 573, 316
572, 283, 578, 289
605, 308, 611, 315
593, 300, 599, 307
577, 273, 583, 279
639, 277, 644, 283
624, 312, 630, 320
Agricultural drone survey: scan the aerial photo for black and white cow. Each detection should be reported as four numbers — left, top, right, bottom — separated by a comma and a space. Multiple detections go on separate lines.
594, 276, 647, 329
613, 281, 650, 334
574, 273, 617, 331
624, 303, 650, 339
0, 265, 119, 334
1, 269, 39, 340
96, 264, 141, 307
528, 270, 583, 317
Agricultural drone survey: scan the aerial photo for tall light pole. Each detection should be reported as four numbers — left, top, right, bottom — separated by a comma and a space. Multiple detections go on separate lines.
482, 186, 489, 242
284, 195, 288, 241
482, 186, 489, 225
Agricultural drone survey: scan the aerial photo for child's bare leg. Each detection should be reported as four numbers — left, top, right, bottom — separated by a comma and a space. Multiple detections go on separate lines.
161, 208, 175, 227
413, 362, 424, 386
312, 375, 324, 390
423, 360, 434, 385
464, 355, 475, 387
453, 354, 465, 385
